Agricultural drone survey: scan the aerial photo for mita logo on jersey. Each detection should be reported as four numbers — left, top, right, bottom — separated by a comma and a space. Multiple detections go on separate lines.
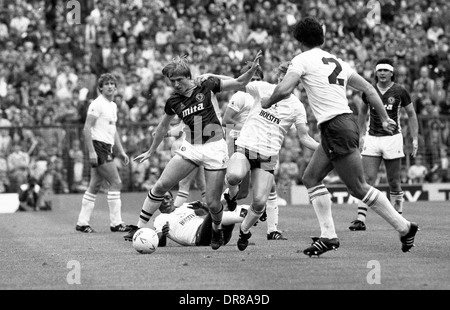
259, 110, 280, 124
182, 103, 205, 117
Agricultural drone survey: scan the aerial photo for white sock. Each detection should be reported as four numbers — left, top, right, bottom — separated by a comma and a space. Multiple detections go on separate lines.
266, 190, 278, 234
363, 187, 409, 235
240, 205, 264, 233
174, 190, 189, 207
222, 209, 245, 225
77, 191, 96, 226
356, 199, 368, 222
308, 184, 337, 239
390, 191, 404, 214
107, 191, 122, 227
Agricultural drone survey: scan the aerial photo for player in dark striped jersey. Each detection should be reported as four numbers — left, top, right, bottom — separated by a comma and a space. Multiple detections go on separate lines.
124, 51, 263, 250
349, 58, 419, 231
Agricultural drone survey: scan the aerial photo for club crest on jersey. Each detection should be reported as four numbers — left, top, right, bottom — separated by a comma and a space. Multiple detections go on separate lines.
388, 97, 395, 104
240, 208, 248, 218
182, 103, 205, 117
195, 93, 205, 102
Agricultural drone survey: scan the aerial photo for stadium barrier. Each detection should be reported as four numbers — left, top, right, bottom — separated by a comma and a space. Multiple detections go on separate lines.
0, 114, 448, 195
0, 193, 19, 213
289, 183, 450, 205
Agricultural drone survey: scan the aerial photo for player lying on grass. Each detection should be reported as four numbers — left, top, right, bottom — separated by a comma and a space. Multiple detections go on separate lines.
126, 190, 250, 247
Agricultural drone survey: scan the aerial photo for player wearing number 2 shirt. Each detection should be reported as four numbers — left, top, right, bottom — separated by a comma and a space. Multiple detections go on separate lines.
261, 16, 419, 257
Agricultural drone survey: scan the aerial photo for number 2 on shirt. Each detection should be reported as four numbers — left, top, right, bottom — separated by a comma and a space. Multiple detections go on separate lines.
322, 57, 345, 86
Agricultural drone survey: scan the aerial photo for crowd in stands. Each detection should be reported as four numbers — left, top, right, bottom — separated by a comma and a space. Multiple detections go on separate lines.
1, 0, 450, 195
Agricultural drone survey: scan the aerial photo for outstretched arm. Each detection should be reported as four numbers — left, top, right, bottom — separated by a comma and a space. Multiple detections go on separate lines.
134, 113, 175, 163
220, 50, 263, 92
261, 72, 300, 109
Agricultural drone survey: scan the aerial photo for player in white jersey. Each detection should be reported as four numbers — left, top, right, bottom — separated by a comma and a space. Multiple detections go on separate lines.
207, 61, 319, 251
222, 64, 289, 241
222, 68, 255, 210
76, 73, 132, 233
223, 89, 254, 158
261, 16, 419, 256
152, 191, 249, 247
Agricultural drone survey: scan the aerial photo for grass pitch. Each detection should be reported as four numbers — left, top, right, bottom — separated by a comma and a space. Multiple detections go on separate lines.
0, 192, 449, 291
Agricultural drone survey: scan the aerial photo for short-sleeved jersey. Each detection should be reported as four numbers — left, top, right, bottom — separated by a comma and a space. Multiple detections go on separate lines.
236, 81, 308, 157
164, 77, 224, 145
288, 47, 355, 125
362, 83, 412, 136
87, 95, 118, 145
153, 204, 204, 246
226, 91, 253, 139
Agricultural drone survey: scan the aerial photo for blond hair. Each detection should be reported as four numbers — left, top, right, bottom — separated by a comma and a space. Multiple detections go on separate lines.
162, 55, 192, 79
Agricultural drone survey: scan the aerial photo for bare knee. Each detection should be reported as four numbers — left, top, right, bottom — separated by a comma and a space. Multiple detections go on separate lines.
237, 187, 249, 200
152, 181, 171, 196
205, 198, 221, 213
109, 180, 123, 192
226, 172, 243, 187
348, 182, 371, 200
87, 180, 103, 194
302, 174, 319, 189
388, 178, 401, 192
251, 196, 266, 212
365, 174, 377, 186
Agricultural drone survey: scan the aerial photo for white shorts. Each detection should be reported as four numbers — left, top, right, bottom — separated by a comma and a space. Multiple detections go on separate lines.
361, 133, 404, 160
175, 138, 228, 170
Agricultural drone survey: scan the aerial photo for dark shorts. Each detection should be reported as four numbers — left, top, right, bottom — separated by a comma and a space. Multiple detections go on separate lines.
19, 189, 38, 205
232, 138, 238, 153
319, 113, 359, 160
92, 140, 114, 167
236, 147, 275, 174
195, 213, 234, 246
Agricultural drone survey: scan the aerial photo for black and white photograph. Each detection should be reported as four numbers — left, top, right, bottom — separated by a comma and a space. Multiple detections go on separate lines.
0, 0, 449, 298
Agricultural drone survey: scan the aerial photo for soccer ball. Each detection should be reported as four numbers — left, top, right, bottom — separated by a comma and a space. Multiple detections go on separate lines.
132, 228, 159, 254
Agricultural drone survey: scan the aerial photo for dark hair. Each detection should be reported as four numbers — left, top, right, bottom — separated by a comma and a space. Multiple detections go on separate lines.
97, 73, 117, 92
375, 58, 394, 67
375, 58, 396, 82
292, 16, 324, 48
